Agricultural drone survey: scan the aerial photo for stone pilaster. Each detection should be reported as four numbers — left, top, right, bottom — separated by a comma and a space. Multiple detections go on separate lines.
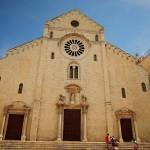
30, 37, 48, 141
102, 43, 113, 135
133, 117, 141, 143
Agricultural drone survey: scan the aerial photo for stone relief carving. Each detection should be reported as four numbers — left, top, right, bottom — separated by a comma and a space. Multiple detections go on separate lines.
65, 84, 81, 104
116, 107, 135, 118
81, 94, 87, 103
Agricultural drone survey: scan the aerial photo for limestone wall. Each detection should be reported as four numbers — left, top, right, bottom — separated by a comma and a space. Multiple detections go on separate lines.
106, 43, 150, 142
0, 38, 43, 140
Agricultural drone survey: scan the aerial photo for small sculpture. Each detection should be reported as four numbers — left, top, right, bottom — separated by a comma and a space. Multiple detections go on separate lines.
58, 94, 65, 104
81, 94, 87, 103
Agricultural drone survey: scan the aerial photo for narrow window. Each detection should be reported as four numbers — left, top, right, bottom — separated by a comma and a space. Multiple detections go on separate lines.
74, 66, 78, 79
50, 32, 53, 38
0, 76, 1, 81
95, 35, 99, 41
51, 52, 54, 59
141, 82, 147, 92
121, 88, 126, 98
70, 66, 73, 78
94, 54, 97, 61
18, 83, 23, 94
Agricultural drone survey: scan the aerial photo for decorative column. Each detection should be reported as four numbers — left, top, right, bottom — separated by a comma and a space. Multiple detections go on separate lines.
56, 95, 65, 141
133, 117, 141, 143
21, 112, 29, 141
56, 106, 63, 141
118, 117, 123, 142
81, 95, 89, 142
82, 108, 88, 141
0, 110, 7, 140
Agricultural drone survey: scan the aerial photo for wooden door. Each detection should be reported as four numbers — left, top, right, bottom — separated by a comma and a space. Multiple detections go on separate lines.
5, 114, 24, 140
63, 109, 81, 141
120, 119, 133, 141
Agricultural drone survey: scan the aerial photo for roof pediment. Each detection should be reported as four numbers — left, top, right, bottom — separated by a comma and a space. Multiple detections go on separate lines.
45, 9, 103, 32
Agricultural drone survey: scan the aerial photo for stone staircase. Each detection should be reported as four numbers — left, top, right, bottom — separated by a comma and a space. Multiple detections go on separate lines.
0, 141, 150, 150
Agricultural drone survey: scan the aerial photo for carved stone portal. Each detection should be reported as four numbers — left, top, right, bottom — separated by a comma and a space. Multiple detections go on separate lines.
115, 107, 140, 143
0, 101, 30, 141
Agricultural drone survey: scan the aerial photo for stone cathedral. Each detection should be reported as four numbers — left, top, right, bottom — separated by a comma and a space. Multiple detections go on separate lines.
0, 9, 150, 143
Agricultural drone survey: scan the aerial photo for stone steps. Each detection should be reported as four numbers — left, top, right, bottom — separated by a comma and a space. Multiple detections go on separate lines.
0, 141, 150, 150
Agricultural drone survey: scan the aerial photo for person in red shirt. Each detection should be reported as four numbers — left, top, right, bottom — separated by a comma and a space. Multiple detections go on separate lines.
105, 133, 110, 148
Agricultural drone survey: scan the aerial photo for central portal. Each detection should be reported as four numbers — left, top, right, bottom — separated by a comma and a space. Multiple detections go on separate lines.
63, 109, 81, 141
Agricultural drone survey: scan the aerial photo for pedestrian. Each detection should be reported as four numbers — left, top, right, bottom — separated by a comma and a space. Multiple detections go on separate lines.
111, 136, 115, 147
105, 133, 110, 148
132, 139, 138, 150
111, 136, 119, 150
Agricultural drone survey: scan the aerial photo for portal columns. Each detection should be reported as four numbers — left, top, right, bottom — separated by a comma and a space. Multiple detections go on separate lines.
21, 112, 29, 141
0, 111, 7, 140
56, 93, 89, 142
56, 104, 64, 141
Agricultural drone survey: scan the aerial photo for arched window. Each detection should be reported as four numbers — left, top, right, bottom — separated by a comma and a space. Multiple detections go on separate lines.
51, 52, 54, 59
18, 83, 23, 94
74, 66, 78, 79
121, 88, 126, 98
70, 66, 73, 78
68, 63, 79, 79
50, 32, 53, 38
95, 35, 99, 41
94, 54, 97, 61
141, 82, 147, 92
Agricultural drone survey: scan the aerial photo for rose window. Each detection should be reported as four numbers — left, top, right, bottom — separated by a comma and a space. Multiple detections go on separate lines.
64, 40, 85, 56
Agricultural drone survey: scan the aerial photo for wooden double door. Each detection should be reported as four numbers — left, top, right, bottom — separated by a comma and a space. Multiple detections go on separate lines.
120, 119, 133, 141
63, 109, 81, 141
5, 114, 24, 140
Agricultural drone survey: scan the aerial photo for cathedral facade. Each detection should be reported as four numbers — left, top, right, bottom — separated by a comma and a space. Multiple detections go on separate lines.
0, 9, 150, 142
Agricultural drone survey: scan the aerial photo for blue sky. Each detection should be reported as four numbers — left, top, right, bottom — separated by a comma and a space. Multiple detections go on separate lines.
0, 0, 150, 58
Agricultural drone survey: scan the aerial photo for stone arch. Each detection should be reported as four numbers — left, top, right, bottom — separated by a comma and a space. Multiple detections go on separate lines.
0, 101, 30, 141
58, 33, 91, 47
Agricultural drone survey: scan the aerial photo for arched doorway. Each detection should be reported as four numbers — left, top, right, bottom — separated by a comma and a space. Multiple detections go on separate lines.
0, 101, 30, 141
56, 91, 89, 141
116, 108, 140, 142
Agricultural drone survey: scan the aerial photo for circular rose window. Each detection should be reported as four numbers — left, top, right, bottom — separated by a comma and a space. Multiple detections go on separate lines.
71, 20, 79, 27
64, 39, 85, 56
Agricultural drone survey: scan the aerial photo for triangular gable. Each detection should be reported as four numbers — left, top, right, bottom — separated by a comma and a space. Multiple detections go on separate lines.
45, 9, 103, 32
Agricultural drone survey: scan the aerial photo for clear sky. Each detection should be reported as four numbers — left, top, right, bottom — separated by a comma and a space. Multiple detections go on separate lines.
0, 0, 150, 58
